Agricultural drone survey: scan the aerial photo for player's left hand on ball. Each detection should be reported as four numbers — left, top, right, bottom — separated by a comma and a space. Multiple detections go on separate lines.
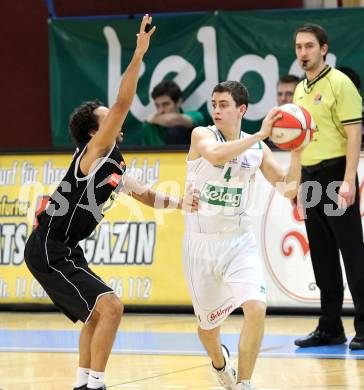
259, 107, 282, 139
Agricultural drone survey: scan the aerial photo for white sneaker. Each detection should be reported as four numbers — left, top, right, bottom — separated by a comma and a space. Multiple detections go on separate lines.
236, 380, 257, 390
212, 344, 237, 389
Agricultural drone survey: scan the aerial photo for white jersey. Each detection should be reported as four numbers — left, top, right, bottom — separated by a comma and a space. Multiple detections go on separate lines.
185, 125, 263, 234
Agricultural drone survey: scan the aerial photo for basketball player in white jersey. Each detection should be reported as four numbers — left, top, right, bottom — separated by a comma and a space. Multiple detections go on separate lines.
183, 81, 304, 390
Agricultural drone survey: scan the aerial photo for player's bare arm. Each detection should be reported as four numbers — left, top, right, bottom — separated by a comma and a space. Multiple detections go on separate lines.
189, 107, 281, 164
80, 15, 156, 175
260, 142, 302, 199
122, 173, 199, 211
189, 127, 264, 165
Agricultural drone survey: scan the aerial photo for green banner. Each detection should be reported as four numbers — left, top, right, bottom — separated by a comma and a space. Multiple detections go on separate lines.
49, 8, 364, 147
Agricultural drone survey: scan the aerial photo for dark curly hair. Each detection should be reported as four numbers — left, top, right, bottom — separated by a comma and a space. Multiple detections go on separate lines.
69, 100, 104, 144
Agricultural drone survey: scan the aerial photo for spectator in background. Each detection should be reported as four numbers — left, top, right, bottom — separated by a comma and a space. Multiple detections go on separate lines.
336, 66, 364, 141
141, 80, 205, 145
264, 74, 300, 149
276, 74, 300, 106
336, 66, 361, 91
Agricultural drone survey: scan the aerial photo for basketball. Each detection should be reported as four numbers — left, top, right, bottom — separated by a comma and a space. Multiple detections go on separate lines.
270, 103, 315, 151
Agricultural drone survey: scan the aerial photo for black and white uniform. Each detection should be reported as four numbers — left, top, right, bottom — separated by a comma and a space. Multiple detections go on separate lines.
24, 142, 125, 323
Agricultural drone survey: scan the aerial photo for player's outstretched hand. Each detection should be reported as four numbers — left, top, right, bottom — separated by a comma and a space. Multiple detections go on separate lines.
136, 14, 156, 55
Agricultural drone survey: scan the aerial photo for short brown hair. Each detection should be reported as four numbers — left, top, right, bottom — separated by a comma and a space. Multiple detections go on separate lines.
294, 23, 329, 61
278, 74, 300, 86
212, 81, 249, 108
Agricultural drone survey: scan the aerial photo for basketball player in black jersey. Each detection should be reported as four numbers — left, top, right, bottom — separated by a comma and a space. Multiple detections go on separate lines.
24, 15, 196, 390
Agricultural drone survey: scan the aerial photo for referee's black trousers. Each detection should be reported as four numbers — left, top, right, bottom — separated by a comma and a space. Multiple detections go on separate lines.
302, 157, 364, 336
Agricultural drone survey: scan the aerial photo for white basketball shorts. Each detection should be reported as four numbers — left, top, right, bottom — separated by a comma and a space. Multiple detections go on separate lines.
183, 228, 266, 330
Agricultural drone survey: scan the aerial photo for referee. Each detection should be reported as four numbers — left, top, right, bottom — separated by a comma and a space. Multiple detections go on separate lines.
293, 23, 364, 350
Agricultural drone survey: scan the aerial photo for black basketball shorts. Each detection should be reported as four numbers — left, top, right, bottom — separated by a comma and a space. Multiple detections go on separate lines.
24, 228, 114, 323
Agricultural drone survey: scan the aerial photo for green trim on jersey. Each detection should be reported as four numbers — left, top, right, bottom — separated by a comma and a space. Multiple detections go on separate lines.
218, 129, 227, 142
294, 66, 362, 166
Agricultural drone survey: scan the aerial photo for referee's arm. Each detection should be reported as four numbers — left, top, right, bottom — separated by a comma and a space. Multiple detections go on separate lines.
339, 122, 362, 208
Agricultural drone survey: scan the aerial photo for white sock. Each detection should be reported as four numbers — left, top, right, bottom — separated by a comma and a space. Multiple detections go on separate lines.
87, 370, 105, 389
74, 367, 89, 387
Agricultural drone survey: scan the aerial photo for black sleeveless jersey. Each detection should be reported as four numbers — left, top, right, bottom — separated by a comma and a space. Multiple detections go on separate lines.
37, 142, 126, 243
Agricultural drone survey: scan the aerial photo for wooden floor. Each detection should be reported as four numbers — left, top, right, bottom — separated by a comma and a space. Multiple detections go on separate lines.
0, 312, 363, 390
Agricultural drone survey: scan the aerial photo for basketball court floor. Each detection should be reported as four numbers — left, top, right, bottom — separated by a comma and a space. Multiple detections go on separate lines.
0, 312, 363, 390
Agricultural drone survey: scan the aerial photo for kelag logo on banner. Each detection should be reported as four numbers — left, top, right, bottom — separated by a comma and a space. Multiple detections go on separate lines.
49, 8, 364, 147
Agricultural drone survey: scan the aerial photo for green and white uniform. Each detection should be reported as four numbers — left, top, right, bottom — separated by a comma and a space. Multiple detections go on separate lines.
185, 125, 263, 233
183, 125, 266, 330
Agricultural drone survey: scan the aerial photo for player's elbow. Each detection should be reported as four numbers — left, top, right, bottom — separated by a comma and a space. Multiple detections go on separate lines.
204, 150, 223, 165
276, 186, 298, 199
210, 148, 230, 165
283, 189, 298, 199
282, 184, 299, 199
276, 179, 299, 199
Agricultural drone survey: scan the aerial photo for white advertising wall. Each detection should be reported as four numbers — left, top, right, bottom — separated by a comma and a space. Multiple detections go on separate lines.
254, 151, 364, 309
0, 151, 363, 309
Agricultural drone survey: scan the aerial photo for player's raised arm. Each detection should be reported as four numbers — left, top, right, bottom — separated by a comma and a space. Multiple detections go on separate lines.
81, 15, 156, 174
93, 15, 155, 149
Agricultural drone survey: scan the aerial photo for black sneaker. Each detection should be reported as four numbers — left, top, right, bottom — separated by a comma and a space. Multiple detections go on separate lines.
86, 386, 106, 390
73, 386, 87, 390
294, 329, 347, 347
349, 335, 364, 350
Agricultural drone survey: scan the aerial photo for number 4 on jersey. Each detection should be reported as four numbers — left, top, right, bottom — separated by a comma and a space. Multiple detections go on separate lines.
224, 167, 232, 182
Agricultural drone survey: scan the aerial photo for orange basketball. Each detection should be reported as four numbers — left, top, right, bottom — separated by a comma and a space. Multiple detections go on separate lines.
270, 104, 315, 151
